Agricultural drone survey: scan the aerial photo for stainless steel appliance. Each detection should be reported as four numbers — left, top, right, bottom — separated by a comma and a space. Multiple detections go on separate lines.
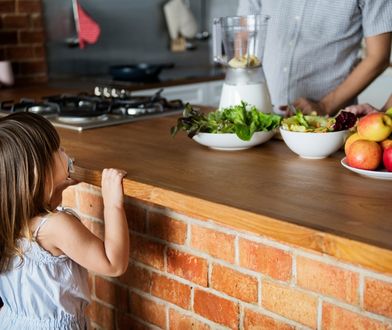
0, 87, 184, 131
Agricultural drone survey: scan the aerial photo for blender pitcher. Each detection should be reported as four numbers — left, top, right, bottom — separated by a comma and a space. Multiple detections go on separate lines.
213, 15, 272, 113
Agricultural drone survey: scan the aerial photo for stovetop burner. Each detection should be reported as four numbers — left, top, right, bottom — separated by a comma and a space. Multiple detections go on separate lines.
0, 87, 184, 131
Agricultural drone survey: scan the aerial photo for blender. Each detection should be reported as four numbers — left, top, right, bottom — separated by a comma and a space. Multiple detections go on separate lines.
213, 15, 272, 113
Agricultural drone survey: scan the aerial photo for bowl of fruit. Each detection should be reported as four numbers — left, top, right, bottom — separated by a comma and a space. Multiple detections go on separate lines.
342, 110, 392, 179
279, 111, 357, 159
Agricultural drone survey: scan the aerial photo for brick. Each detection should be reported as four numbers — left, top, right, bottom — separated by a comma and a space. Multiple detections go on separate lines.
86, 300, 115, 330
167, 248, 208, 286
118, 263, 151, 293
262, 281, 317, 328
18, 60, 46, 75
239, 239, 292, 281
7, 46, 34, 60
0, 31, 18, 44
322, 303, 391, 330
33, 45, 45, 58
0, 1, 15, 13
364, 278, 392, 318
243, 308, 295, 330
116, 314, 150, 330
19, 30, 44, 43
124, 202, 146, 233
62, 185, 77, 208
78, 190, 104, 219
17, 0, 42, 13
169, 309, 210, 330
194, 289, 238, 328
211, 264, 258, 303
151, 273, 191, 309
191, 225, 235, 263
31, 14, 43, 29
130, 292, 166, 328
296, 256, 359, 304
95, 276, 130, 312
2, 14, 29, 28
13, 74, 47, 83
131, 235, 165, 270
88, 273, 95, 296
148, 211, 187, 244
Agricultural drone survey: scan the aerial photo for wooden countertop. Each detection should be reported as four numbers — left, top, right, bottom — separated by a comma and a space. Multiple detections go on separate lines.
59, 117, 392, 273
1, 86, 391, 274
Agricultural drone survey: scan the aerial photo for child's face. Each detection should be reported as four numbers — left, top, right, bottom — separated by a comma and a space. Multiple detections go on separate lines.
46, 148, 74, 208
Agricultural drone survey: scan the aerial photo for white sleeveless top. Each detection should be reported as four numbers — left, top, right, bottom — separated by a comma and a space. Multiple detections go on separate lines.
0, 210, 90, 329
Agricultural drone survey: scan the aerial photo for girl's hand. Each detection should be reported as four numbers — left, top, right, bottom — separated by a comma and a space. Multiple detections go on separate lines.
101, 168, 127, 209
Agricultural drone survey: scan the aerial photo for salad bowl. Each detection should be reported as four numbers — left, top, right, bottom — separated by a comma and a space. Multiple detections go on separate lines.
280, 128, 349, 159
171, 102, 281, 151
279, 111, 356, 159
193, 131, 275, 151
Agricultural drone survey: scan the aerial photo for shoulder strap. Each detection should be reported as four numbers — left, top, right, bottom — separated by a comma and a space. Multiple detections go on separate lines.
56, 205, 81, 221
33, 217, 49, 238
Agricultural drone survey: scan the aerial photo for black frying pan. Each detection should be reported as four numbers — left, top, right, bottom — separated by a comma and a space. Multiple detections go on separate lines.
109, 63, 174, 82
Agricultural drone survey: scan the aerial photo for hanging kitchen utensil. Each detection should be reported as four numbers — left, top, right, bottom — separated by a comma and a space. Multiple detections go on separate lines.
68, 0, 101, 49
163, 0, 198, 52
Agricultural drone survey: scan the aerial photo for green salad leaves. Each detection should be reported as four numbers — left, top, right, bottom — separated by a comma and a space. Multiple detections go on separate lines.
171, 102, 281, 141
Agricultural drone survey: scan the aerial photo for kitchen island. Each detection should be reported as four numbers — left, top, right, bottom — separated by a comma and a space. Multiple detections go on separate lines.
60, 114, 392, 330
1, 86, 392, 329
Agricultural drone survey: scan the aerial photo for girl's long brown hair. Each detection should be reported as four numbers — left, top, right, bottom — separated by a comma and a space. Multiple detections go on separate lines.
0, 112, 60, 273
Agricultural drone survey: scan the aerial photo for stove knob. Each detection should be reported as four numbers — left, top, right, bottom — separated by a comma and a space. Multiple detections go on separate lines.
103, 87, 111, 98
94, 86, 102, 96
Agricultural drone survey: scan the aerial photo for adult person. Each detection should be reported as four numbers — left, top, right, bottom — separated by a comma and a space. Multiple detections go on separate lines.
237, 0, 392, 115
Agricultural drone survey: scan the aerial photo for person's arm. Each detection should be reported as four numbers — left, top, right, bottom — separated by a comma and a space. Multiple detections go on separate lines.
294, 32, 391, 115
43, 168, 129, 277
381, 93, 392, 112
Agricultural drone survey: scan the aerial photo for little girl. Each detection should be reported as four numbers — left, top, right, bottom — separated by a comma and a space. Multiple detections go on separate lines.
0, 112, 129, 329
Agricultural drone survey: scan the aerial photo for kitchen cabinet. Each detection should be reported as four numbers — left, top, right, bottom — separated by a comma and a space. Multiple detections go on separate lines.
132, 80, 223, 107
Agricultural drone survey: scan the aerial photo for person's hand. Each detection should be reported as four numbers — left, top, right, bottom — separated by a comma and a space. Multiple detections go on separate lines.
101, 168, 127, 209
343, 103, 379, 116
293, 97, 327, 115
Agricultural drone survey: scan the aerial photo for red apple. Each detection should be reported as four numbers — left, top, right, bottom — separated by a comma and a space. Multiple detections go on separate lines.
346, 140, 382, 170
383, 147, 392, 172
357, 112, 392, 142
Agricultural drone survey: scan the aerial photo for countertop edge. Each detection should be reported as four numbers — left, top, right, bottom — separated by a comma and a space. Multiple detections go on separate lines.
74, 166, 392, 275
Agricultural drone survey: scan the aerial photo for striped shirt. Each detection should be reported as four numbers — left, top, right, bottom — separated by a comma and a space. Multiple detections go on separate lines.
237, 0, 392, 109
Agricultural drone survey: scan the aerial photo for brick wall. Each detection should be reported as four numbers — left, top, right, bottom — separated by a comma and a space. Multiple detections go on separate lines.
0, 0, 47, 84
63, 183, 392, 330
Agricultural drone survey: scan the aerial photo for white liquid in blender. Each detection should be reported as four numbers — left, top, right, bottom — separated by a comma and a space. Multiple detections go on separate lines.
219, 82, 272, 113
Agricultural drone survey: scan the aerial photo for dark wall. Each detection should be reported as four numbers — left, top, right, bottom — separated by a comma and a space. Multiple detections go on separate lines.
42, 0, 215, 78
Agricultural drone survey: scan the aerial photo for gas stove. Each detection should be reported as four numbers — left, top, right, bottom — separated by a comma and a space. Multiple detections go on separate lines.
0, 87, 184, 131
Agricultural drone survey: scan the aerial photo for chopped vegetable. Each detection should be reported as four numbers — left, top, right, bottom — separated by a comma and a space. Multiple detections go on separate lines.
171, 102, 281, 141
281, 110, 357, 132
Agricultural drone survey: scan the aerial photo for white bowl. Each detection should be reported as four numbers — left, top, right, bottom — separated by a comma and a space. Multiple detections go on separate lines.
192, 131, 275, 151
279, 127, 349, 159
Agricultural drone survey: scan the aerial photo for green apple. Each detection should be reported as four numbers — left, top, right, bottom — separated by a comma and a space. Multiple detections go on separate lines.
386, 107, 392, 118
357, 112, 392, 142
